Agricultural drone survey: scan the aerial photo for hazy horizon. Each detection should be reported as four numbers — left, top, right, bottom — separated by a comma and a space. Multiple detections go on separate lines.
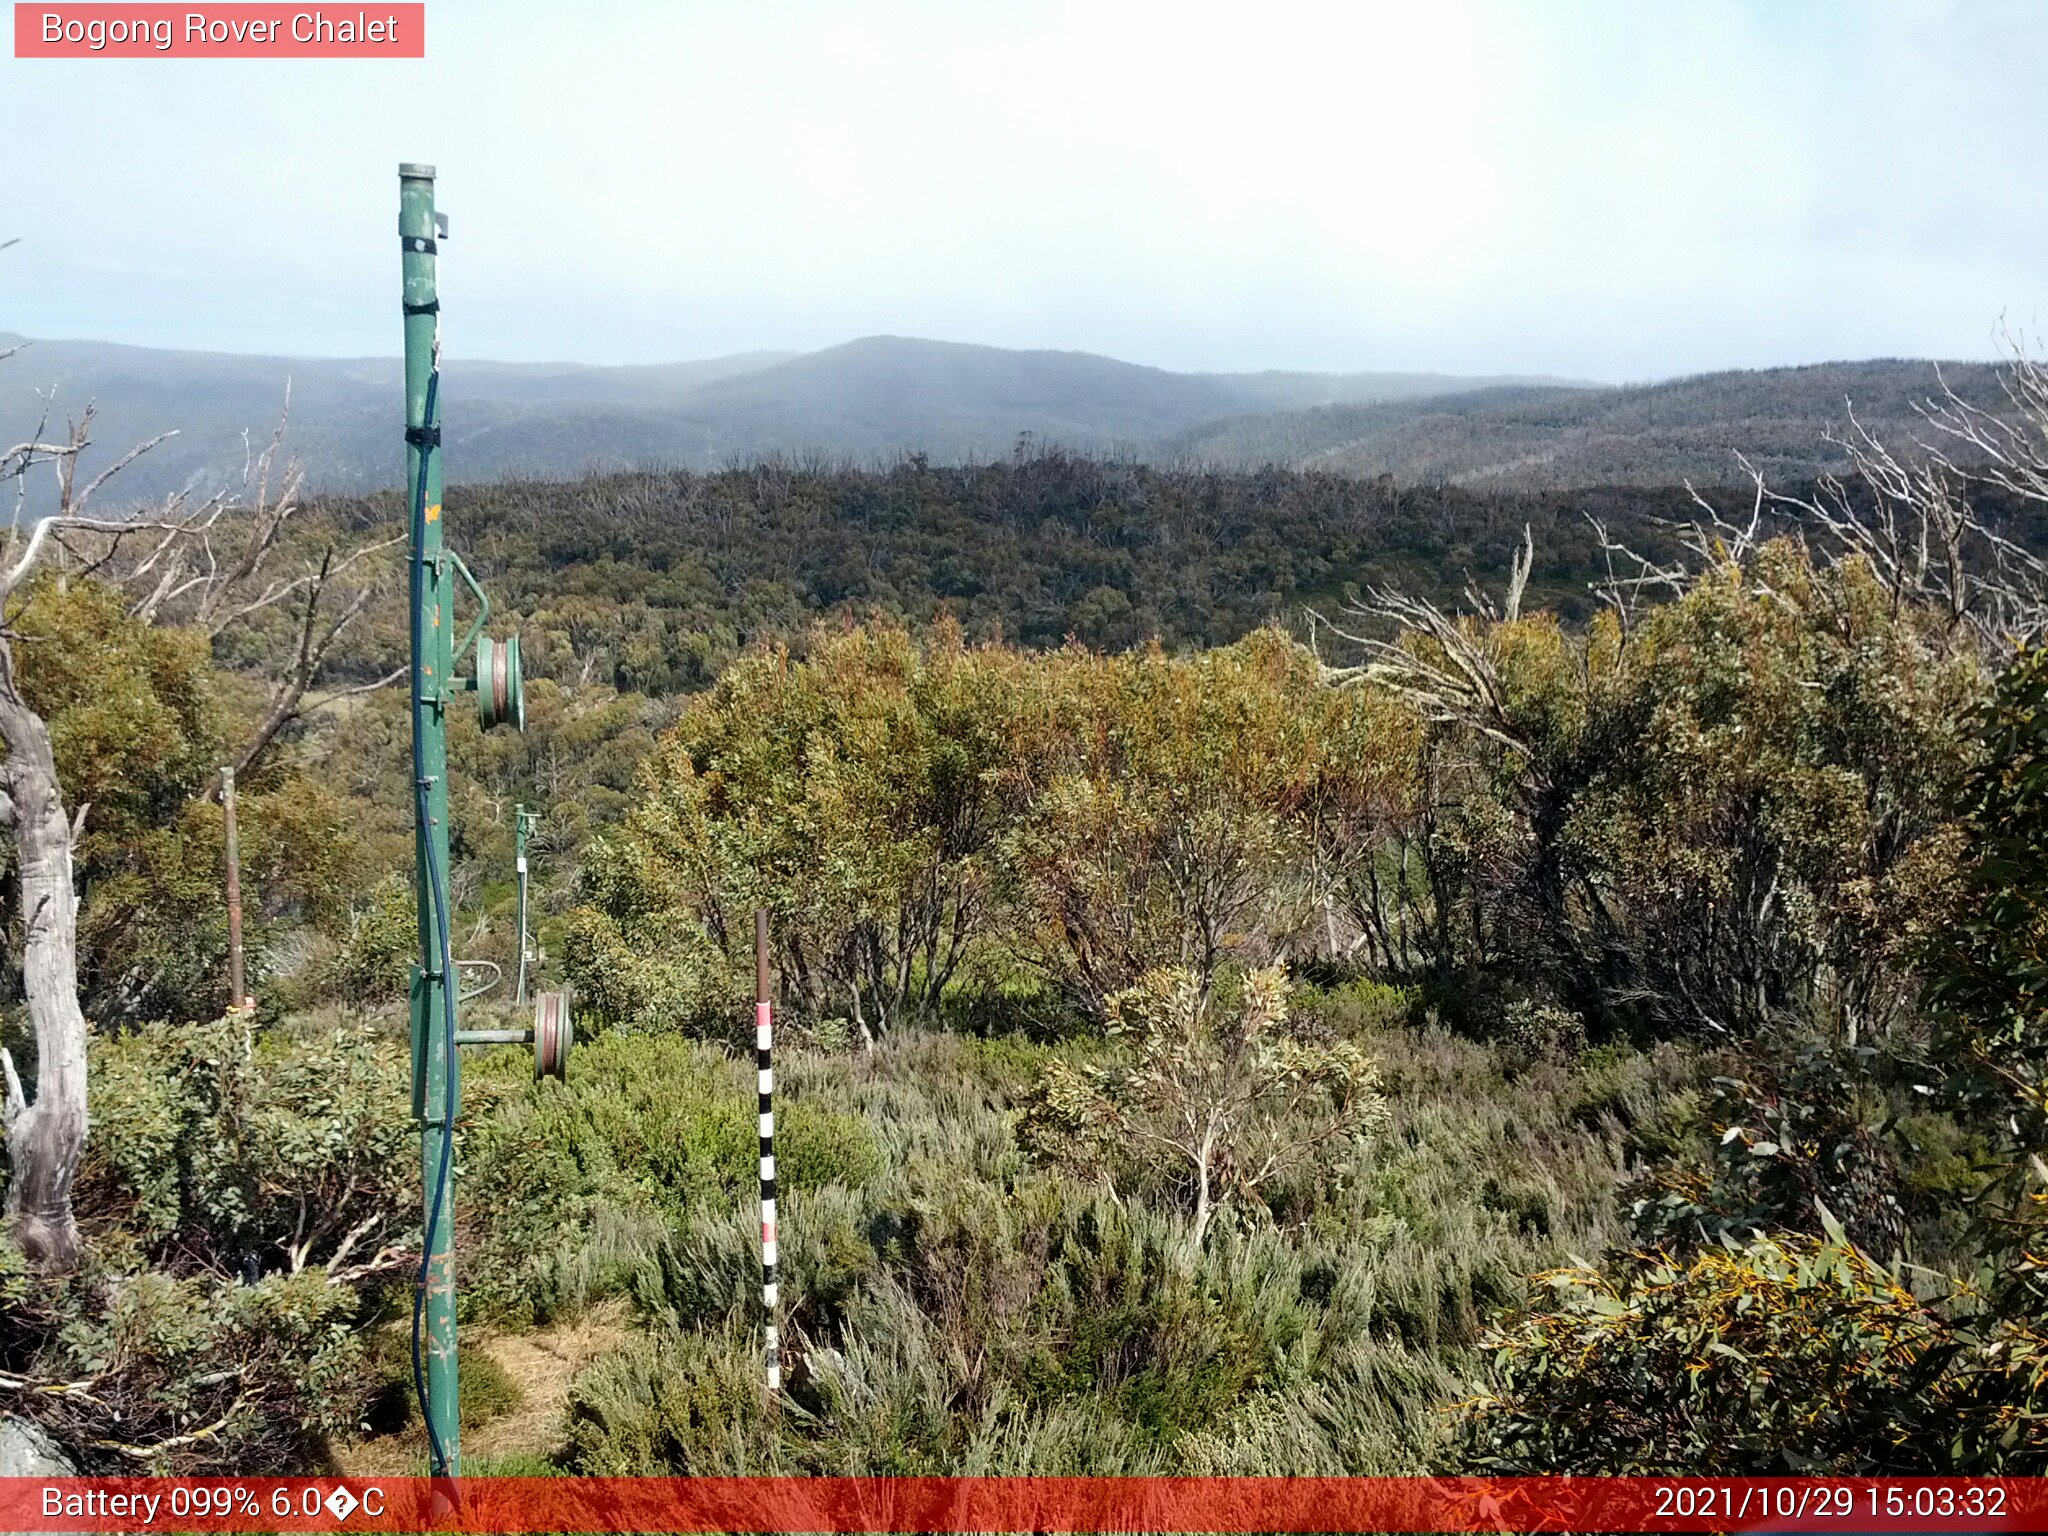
4, 1, 2043, 382
0, 324, 2015, 394
3, 324, 1605, 381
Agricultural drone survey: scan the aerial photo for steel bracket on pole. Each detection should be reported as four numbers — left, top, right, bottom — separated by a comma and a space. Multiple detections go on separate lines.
408, 963, 429, 1119
446, 547, 491, 671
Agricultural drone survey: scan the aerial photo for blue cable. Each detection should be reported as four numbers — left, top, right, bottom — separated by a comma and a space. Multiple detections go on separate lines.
407, 367, 458, 1478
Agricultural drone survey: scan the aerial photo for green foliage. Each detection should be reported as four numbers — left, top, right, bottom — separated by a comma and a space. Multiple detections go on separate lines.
565, 1320, 774, 1474
16, 576, 223, 828
1464, 642, 2048, 1476
7, 576, 225, 1021
460, 1032, 882, 1323
572, 618, 1019, 1036
76, 1016, 416, 1274
1027, 967, 1386, 1245
1364, 540, 1984, 1042
19, 437, 2046, 1478
279, 675, 679, 1015
1923, 644, 2048, 1231
576, 534, 1982, 1055
1463, 1230, 1952, 1473
1496, 1000, 1587, 1073
305, 458, 1724, 700
550, 1012, 1636, 1475
0, 575, 364, 1025
559, 884, 737, 1037
1465, 1215, 2048, 1473
458, 1347, 528, 1431
1626, 1039, 1907, 1257
2, 1245, 373, 1472
1295, 977, 1417, 1036
999, 631, 1415, 1014
325, 871, 417, 1007
574, 623, 1414, 1035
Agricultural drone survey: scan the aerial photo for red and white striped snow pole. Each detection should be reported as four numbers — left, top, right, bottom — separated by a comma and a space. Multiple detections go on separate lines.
755, 908, 780, 1398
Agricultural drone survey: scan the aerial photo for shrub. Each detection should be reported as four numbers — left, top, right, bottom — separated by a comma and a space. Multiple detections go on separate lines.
14, 1019, 413, 1472
1462, 1227, 1951, 1473
1497, 999, 1587, 1071
543, 1006, 1633, 1476
1349, 541, 1985, 1043
4, 1252, 372, 1473
461, 1032, 884, 1323
325, 871, 418, 1009
3, 575, 363, 1027
1922, 643, 2048, 1245
561, 865, 741, 1039
571, 624, 1417, 1037
459, 1347, 528, 1431
564, 1321, 781, 1474
998, 631, 1412, 1017
1026, 967, 1386, 1247
1295, 978, 1416, 1038
570, 620, 1020, 1037
1464, 645, 2048, 1477
77, 1016, 416, 1276
1626, 1039, 1906, 1258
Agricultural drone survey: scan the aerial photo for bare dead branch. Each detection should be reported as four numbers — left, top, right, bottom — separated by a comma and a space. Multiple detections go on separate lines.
1313, 580, 1535, 763
299, 666, 406, 716
92, 1397, 247, 1460
70, 429, 178, 516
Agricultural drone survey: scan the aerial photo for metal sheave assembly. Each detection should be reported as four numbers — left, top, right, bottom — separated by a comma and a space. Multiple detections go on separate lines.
477, 633, 524, 730
532, 988, 573, 1080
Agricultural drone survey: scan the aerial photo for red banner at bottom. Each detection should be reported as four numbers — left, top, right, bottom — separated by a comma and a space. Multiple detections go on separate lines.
10, 1476, 2044, 1533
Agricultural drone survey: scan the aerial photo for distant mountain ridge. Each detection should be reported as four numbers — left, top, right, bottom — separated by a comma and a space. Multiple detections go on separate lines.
1169, 360, 2008, 489
0, 329, 1999, 503
0, 330, 1597, 503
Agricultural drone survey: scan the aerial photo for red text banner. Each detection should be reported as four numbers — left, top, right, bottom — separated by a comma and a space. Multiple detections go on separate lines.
14, 5, 424, 57
5, 1476, 2046, 1533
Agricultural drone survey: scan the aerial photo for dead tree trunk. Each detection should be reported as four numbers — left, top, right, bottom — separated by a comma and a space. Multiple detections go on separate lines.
0, 350, 398, 1272
0, 654, 88, 1271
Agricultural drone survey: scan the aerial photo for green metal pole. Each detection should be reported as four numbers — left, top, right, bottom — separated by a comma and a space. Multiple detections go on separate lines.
401, 160, 460, 1477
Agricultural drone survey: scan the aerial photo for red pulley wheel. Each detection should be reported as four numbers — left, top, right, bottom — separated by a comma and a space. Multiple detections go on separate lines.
533, 990, 572, 1080
477, 635, 525, 731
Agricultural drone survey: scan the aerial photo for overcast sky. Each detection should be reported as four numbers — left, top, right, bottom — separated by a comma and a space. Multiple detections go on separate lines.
2, 0, 2040, 379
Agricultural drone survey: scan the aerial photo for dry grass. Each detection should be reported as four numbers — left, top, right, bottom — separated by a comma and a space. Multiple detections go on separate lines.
332, 1299, 634, 1474
465, 1300, 634, 1462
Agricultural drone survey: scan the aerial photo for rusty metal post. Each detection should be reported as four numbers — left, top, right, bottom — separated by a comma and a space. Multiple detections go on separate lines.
221, 766, 246, 1010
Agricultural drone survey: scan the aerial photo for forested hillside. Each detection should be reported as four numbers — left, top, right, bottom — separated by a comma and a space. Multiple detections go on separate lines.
6, 358, 2048, 1479
299, 456, 1707, 696
295, 447, 2045, 704
0, 332, 1573, 506
11, 329, 2010, 508
1172, 360, 2009, 488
